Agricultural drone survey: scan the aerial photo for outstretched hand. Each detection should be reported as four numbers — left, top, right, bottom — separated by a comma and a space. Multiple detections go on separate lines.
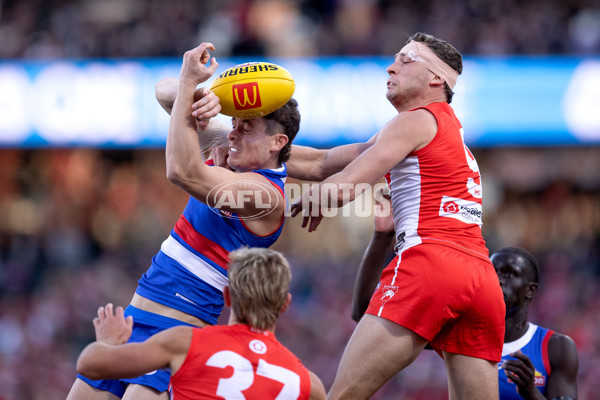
93, 303, 134, 346
290, 184, 324, 232
180, 42, 219, 87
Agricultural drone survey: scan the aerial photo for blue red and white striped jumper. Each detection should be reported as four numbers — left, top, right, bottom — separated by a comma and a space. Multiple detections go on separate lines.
498, 323, 554, 399
136, 163, 287, 325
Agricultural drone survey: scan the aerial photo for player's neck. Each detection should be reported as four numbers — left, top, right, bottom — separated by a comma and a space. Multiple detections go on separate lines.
395, 93, 447, 113
504, 307, 530, 342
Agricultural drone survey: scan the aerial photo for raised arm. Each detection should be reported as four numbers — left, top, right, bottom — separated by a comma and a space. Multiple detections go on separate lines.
156, 77, 228, 160
292, 108, 436, 231
287, 139, 376, 182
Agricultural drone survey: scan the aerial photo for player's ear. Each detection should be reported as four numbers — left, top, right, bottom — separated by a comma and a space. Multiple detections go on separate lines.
280, 293, 292, 314
271, 133, 288, 153
525, 282, 538, 300
223, 286, 232, 307
430, 74, 444, 87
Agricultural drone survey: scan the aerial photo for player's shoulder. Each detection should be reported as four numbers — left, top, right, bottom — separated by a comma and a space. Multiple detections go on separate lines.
379, 107, 437, 151
388, 106, 437, 133
548, 331, 577, 352
547, 330, 578, 369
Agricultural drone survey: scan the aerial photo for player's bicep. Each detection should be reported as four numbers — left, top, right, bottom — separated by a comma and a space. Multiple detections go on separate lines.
341, 110, 437, 184
546, 334, 579, 398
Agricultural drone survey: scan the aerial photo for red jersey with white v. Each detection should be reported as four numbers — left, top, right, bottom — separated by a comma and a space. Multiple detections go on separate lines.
387, 102, 488, 259
170, 324, 311, 400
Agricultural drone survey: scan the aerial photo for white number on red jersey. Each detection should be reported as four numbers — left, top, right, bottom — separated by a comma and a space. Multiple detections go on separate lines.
461, 128, 482, 199
205, 350, 301, 399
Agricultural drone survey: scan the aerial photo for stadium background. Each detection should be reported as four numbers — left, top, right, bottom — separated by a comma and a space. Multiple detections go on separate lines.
1, 0, 599, 399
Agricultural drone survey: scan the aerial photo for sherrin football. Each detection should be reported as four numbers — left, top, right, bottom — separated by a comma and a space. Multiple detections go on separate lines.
209, 62, 295, 119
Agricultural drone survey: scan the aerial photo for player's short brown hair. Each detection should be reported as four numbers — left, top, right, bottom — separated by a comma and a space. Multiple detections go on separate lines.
227, 247, 291, 330
263, 98, 300, 164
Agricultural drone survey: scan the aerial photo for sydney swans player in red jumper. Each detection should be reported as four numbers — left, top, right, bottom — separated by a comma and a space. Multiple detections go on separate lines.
67, 43, 300, 400
287, 32, 506, 400
76, 247, 326, 400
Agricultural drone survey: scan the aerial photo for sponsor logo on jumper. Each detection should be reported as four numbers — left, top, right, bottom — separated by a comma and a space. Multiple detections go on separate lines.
504, 366, 545, 387
439, 196, 482, 225
249, 339, 267, 354
533, 370, 546, 386
218, 63, 278, 79
233, 82, 262, 110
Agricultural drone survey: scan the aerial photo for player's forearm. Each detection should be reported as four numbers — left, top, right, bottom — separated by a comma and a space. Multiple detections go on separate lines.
287, 142, 371, 182
77, 342, 139, 380
351, 231, 394, 322
78, 342, 171, 380
166, 81, 204, 186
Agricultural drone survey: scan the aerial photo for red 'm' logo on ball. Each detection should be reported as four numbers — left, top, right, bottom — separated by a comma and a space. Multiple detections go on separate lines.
232, 82, 262, 110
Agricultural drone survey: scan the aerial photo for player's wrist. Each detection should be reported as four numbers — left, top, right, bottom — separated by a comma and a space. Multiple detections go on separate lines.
178, 79, 199, 91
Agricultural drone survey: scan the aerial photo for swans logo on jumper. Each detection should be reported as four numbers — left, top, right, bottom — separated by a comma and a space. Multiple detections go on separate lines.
233, 82, 262, 110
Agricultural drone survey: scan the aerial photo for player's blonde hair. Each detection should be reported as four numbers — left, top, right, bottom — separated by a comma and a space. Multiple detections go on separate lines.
228, 247, 291, 331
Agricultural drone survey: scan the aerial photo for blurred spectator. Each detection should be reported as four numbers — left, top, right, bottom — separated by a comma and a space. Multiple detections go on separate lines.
1, 0, 599, 59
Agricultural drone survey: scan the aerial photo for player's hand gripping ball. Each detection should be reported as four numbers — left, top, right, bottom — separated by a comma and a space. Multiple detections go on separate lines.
209, 62, 295, 119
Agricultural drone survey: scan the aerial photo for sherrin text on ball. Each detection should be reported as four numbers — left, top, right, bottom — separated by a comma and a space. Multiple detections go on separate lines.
209, 62, 295, 119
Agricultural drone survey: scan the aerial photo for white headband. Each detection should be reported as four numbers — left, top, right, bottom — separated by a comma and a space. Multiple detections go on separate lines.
400, 41, 459, 89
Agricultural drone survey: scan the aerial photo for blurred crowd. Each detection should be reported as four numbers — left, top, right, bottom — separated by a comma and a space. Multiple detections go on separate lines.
0, 147, 599, 399
1, 0, 600, 59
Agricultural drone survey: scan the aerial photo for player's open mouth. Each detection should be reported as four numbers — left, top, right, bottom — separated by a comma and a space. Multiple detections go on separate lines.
229, 147, 239, 153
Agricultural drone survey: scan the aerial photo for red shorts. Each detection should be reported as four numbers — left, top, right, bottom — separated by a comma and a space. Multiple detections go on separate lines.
365, 243, 505, 362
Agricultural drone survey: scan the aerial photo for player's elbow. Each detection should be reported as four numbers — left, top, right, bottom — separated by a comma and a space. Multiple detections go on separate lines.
166, 167, 192, 193
166, 165, 185, 186
166, 159, 193, 186
155, 78, 178, 114
166, 161, 203, 195
76, 353, 105, 380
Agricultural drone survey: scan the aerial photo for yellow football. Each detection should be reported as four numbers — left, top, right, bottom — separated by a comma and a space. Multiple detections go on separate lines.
210, 62, 295, 119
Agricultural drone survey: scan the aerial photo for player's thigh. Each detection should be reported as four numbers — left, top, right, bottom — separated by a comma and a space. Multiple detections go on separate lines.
122, 383, 169, 400
329, 314, 428, 400
443, 352, 498, 400
66, 378, 121, 400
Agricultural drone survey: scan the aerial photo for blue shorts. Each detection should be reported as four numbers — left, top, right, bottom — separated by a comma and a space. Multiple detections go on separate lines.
77, 305, 195, 397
